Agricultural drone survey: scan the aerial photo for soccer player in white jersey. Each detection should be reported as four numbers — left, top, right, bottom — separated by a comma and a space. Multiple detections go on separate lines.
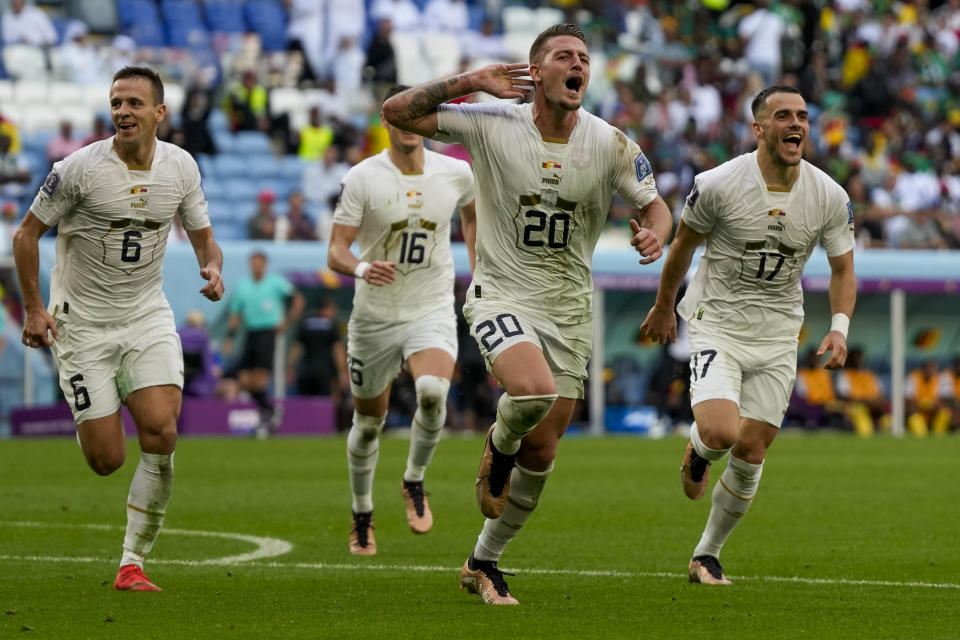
383, 24, 673, 604
12, 66, 224, 592
327, 85, 477, 555
640, 85, 857, 585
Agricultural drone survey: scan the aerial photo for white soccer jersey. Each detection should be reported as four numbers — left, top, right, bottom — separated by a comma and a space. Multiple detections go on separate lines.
678, 150, 855, 341
30, 139, 210, 325
333, 148, 474, 327
435, 101, 659, 322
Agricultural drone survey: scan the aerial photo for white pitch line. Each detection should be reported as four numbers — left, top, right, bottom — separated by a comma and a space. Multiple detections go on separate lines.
0, 521, 292, 565
1, 554, 958, 591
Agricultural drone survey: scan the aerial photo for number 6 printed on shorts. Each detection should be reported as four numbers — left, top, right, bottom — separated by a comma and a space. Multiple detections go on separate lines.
690, 349, 717, 381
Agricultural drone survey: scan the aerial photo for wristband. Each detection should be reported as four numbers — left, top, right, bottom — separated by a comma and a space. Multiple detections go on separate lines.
830, 313, 850, 338
354, 261, 370, 279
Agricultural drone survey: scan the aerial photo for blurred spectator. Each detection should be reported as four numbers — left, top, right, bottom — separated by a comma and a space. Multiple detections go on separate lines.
83, 115, 113, 146
288, 296, 348, 400
0, 133, 31, 200
2, 0, 57, 47
46, 121, 85, 166
365, 18, 398, 89
178, 309, 219, 397
331, 35, 366, 98
453, 280, 495, 431
286, 0, 327, 84
225, 70, 270, 133
464, 19, 506, 60
225, 251, 305, 438
326, 0, 367, 66
645, 315, 693, 433
835, 347, 889, 436
59, 20, 106, 85
897, 209, 951, 249
248, 189, 278, 240
789, 348, 847, 429
0, 201, 18, 257
371, 0, 422, 32
941, 356, 960, 432
181, 73, 218, 158
302, 145, 349, 208
284, 191, 317, 241
737, 1, 788, 84
424, 0, 468, 33
905, 359, 953, 436
297, 106, 334, 161
0, 114, 21, 154
108, 35, 138, 72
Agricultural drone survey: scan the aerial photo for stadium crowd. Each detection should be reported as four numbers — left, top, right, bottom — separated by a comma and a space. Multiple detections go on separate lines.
3, 0, 960, 434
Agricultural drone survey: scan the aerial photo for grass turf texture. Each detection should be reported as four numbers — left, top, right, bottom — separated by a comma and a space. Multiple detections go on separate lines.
1, 432, 958, 639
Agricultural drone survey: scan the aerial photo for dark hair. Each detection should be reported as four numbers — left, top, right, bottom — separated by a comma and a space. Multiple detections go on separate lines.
383, 84, 412, 103
112, 66, 165, 106
529, 23, 586, 64
751, 85, 802, 120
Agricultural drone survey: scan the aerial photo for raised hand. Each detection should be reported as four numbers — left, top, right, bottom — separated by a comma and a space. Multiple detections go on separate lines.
474, 63, 534, 100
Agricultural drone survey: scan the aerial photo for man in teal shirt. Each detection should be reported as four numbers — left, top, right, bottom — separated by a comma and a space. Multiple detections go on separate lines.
225, 251, 304, 438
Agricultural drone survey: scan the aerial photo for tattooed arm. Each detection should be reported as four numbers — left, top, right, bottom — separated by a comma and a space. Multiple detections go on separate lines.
381, 63, 533, 137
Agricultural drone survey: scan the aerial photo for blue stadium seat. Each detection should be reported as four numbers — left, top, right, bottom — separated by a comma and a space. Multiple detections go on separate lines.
161, 0, 209, 49
196, 153, 216, 177
117, 0, 166, 47
279, 155, 307, 181
213, 154, 249, 179
221, 177, 261, 202
233, 131, 273, 154
213, 219, 247, 240
212, 131, 238, 154
244, 1, 287, 51
208, 108, 230, 134
246, 153, 282, 178
204, 0, 248, 34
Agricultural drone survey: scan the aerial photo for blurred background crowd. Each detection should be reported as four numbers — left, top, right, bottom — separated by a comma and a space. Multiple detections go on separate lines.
2, 0, 960, 436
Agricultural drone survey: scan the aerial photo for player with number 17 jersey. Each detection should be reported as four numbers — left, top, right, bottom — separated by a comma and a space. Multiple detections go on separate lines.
30, 139, 211, 324
434, 101, 660, 323
333, 147, 474, 329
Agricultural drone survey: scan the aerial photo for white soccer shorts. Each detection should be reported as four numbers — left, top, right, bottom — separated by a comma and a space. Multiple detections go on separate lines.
346, 311, 458, 399
51, 310, 184, 423
687, 328, 798, 427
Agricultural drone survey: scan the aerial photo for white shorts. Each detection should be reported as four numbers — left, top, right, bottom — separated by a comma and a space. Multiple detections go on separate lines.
687, 328, 798, 427
462, 295, 591, 399
346, 312, 458, 399
51, 310, 184, 423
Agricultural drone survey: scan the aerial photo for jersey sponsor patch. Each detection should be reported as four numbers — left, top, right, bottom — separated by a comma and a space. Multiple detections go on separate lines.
846, 200, 854, 224
41, 171, 61, 197
686, 184, 700, 209
634, 152, 652, 182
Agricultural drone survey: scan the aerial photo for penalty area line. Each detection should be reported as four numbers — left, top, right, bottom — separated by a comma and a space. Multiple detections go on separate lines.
1, 555, 959, 591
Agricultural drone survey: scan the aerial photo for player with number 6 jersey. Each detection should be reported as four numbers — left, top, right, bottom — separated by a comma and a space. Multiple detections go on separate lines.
328, 85, 476, 555
382, 24, 673, 604
12, 66, 224, 593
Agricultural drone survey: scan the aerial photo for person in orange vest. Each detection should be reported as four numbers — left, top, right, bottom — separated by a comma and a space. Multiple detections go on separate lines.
905, 359, 952, 436
938, 356, 960, 432
835, 347, 890, 436
793, 347, 847, 429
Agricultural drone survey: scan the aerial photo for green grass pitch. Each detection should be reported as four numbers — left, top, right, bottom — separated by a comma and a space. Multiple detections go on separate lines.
2, 432, 958, 639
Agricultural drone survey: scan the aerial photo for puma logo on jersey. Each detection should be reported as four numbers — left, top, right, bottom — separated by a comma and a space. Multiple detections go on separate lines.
130, 197, 148, 209
767, 223, 784, 232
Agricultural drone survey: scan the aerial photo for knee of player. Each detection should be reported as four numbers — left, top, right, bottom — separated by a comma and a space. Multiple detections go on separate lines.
86, 451, 125, 476
731, 438, 767, 464
500, 392, 557, 427
518, 442, 557, 471
415, 375, 450, 414
353, 412, 385, 441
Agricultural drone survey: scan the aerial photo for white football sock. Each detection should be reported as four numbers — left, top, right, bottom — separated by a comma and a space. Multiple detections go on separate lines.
693, 455, 763, 559
121, 452, 174, 568
690, 421, 732, 462
347, 412, 385, 513
404, 375, 448, 482
491, 393, 557, 455
473, 462, 552, 562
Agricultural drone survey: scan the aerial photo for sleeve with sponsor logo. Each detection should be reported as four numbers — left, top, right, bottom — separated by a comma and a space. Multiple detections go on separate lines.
820, 188, 856, 257
679, 173, 716, 234
179, 153, 211, 231
612, 134, 658, 210
30, 155, 80, 227
331, 164, 367, 227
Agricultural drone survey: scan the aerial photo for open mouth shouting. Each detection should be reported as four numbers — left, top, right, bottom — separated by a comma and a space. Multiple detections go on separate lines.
783, 132, 803, 152
564, 75, 584, 94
